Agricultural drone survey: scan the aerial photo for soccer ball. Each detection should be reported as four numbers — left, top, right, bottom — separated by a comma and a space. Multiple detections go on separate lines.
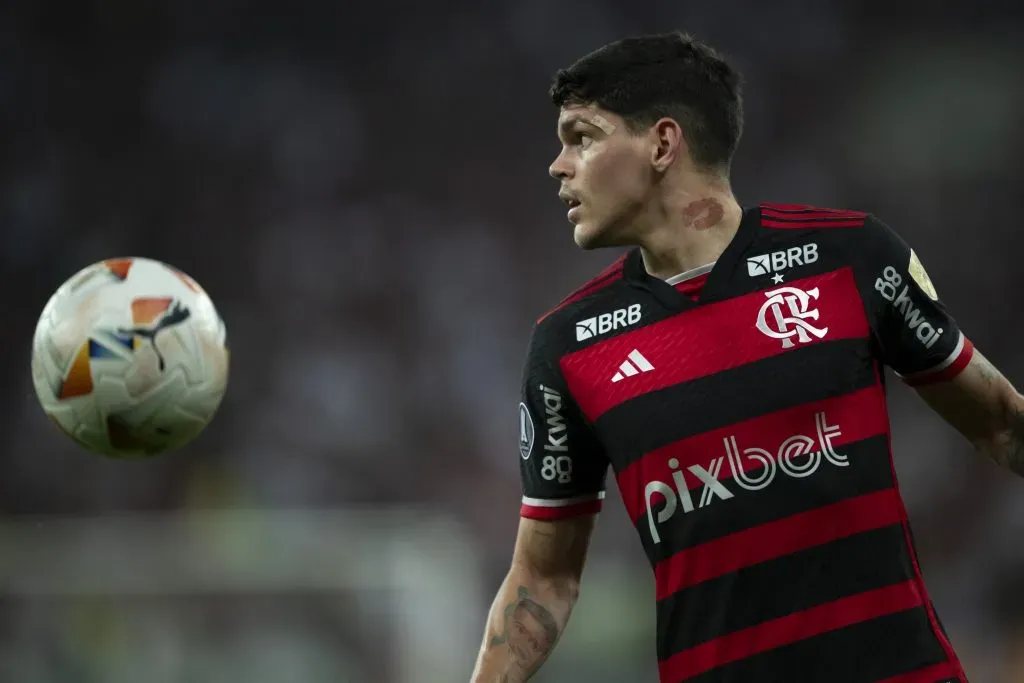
31, 257, 229, 458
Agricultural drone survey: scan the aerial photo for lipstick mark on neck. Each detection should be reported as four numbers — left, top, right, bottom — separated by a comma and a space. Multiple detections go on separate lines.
682, 197, 724, 231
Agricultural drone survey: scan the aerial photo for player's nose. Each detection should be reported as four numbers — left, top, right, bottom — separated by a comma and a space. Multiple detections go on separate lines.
548, 150, 573, 180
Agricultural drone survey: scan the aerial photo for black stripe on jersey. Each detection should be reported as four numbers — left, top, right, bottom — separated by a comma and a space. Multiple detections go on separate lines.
596, 338, 877, 469
636, 434, 893, 561
680, 607, 947, 683
655, 524, 913, 659
931, 602, 951, 641
759, 204, 867, 217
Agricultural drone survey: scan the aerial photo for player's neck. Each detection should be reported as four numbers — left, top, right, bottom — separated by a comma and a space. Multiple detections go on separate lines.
637, 181, 743, 281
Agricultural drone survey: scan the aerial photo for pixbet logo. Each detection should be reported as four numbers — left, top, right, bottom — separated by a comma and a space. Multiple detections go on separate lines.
746, 243, 818, 280
644, 412, 846, 544
874, 266, 943, 348
576, 304, 641, 342
756, 285, 829, 349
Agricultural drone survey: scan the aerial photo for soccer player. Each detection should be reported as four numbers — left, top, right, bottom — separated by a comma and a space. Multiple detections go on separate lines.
469, 32, 1024, 683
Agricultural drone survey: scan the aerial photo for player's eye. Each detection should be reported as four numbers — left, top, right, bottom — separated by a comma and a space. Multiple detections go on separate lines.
578, 133, 594, 149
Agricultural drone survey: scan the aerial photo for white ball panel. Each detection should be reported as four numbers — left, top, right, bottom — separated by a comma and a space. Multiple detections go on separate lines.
30, 257, 229, 457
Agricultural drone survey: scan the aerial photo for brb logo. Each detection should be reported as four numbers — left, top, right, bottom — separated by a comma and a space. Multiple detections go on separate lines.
644, 412, 846, 544
576, 304, 641, 342
756, 285, 828, 349
746, 243, 819, 280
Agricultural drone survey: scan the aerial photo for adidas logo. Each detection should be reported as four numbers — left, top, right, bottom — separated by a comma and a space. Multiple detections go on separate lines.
611, 350, 655, 383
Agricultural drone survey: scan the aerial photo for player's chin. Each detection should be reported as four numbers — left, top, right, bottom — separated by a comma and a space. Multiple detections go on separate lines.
573, 220, 615, 250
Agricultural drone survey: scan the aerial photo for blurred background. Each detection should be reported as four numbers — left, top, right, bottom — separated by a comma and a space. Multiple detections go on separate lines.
1, 1, 1023, 681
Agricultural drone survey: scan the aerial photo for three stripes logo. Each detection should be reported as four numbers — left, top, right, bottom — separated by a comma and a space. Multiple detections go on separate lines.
611, 349, 655, 383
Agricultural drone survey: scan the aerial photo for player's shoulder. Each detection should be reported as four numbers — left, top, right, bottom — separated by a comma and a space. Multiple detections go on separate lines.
754, 202, 894, 253
527, 250, 641, 354
749, 204, 912, 284
758, 203, 871, 231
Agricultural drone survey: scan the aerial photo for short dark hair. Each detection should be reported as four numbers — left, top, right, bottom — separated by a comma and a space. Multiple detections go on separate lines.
550, 32, 744, 172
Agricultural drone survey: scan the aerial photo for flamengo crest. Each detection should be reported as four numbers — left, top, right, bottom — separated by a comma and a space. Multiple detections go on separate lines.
756, 285, 828, 349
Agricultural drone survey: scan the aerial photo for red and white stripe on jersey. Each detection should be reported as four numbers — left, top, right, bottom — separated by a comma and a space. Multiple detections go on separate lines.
760, 203, 867, 230
520, 491, 605, 520
561, 268, 870, 422
899, 332, 975, 386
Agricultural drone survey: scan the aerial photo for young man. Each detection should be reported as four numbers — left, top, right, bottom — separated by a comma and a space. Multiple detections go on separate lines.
471, 32, 1023, 683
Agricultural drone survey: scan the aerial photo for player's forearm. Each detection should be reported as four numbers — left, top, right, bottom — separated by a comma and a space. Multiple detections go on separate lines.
470, 564, 580, 683
982, 390, 1024, 477
916, 351, 1024, 477
966, 358, 1024, 476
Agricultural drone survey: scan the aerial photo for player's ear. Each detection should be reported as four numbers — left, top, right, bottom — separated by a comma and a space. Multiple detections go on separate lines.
650, 117, 684, 172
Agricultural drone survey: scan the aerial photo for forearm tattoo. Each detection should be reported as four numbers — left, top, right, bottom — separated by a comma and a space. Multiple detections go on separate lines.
488, 587, 562, 682
997, 402, 1024, 477
972, 354, 1024, 477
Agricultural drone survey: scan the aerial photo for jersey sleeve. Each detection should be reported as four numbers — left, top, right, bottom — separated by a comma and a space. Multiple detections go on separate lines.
854, 214, 974, 385
517, 323, 609, 520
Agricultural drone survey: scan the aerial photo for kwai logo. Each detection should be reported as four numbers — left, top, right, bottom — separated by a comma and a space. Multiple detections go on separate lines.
644, 411, 846, 544
874, 265, 943, 348
540, 385, 568, 453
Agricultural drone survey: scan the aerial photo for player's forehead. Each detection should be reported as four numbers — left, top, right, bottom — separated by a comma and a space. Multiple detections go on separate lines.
557, 104, 620, 136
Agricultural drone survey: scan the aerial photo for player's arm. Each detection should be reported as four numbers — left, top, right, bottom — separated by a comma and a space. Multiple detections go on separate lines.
914, 351, 1024, 476
470, 515, 596, 683
471, 324, 609, 682
855, 214, 1024, 475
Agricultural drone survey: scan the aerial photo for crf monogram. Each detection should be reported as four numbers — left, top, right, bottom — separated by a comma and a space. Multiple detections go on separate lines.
756, 285, 828, 349
644, 411, 846, 544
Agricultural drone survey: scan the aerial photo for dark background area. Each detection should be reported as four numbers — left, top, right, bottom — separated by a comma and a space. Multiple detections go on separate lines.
1, 1, 1023, 681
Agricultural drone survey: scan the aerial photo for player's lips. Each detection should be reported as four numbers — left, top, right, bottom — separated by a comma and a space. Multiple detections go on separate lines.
559, 191, 582, 221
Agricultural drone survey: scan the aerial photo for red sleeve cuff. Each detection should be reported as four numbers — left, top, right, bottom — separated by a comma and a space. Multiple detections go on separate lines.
520, 493, 605, 520
901, 335, 974, 387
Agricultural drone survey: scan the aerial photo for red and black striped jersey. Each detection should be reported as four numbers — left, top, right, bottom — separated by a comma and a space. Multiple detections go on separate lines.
516, 204, 972, 683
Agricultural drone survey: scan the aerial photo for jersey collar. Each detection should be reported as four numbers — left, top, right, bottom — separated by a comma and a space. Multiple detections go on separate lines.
622, 206, 760, 309
665, 261, 717, 286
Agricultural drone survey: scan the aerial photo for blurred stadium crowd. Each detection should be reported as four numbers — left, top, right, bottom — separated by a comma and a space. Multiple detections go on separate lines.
1, 1, 1023, 681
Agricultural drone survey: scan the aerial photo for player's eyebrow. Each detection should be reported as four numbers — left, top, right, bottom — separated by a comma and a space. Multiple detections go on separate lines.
558, 113, 617, 138
557, 117, 585, 138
